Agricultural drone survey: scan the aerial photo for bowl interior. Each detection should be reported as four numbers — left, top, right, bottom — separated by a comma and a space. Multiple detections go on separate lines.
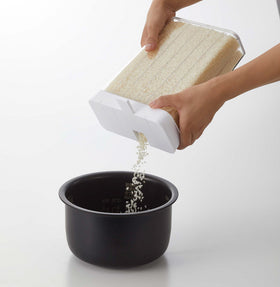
63, 172, 175, 213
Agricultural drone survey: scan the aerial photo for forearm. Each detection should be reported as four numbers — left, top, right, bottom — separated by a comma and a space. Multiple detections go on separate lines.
213, 43, 280, 102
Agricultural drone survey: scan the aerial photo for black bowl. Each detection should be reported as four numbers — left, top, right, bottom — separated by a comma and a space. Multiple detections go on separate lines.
59, 171, 178, 268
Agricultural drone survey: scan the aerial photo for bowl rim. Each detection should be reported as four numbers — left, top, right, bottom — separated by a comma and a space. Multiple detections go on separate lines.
59, 171, 179, 216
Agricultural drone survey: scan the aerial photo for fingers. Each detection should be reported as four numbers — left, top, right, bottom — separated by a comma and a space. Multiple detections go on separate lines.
149, 94, 179, 109
141, 25, 157, 50
177, 126, 205, 150
141, 2, 175, 51
140, 26, 148, 48
141, 20, 162, 51
177, 129, 194, 150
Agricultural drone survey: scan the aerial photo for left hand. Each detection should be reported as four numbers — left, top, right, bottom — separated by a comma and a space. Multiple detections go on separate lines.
149, 80, 225, 149
141, 0, 175, 51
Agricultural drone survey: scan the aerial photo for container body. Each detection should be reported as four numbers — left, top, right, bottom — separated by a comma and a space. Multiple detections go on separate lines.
91, 17, 245, 153
59, 171, 178, 267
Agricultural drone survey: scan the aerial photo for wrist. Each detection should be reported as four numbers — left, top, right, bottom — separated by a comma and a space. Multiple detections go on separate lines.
153, 0, 177, 13
164, 0, 202, 11
152, 0, 176, 16
208, 72, 237, 104
154, 0, 195, 12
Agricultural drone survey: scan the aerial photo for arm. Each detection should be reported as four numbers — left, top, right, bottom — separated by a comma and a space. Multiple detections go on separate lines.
141, 0, 202, 51
214, 43, 280, 102
150, 44, 280, 149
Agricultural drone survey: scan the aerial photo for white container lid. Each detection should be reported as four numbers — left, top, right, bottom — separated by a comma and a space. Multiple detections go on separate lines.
89, 90, 180, 153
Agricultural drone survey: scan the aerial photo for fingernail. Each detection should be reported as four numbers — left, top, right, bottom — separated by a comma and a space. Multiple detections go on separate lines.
145, 43, 154, 51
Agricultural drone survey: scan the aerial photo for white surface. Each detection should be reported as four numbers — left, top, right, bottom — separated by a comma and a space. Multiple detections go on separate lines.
89, 90, 180, 153
0, 0, 279, 286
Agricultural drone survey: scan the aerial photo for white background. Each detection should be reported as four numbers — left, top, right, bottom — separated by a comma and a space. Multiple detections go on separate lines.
0, 0, 280, 286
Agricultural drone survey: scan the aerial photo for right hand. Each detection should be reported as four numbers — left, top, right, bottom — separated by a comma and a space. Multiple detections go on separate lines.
149, 79, 226, 149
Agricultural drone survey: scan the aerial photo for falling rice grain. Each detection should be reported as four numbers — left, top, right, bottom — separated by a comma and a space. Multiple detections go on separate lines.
125, 133, 148, 213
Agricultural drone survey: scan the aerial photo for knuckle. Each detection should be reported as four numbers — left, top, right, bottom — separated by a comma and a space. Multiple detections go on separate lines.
146, 28, 158, 39
146, 36, 156, 43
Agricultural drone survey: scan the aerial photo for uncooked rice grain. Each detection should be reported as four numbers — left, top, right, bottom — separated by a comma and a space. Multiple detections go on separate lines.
125, 133, 148, 213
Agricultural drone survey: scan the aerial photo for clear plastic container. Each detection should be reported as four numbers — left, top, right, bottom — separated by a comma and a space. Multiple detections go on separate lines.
173, 17, 245, 68
89, 17, 245, 153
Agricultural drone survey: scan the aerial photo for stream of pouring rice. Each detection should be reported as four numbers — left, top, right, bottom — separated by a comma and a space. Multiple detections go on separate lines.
125, 133, 148, 213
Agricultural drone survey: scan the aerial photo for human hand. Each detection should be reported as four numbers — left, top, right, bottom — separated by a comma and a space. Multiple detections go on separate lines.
149, 80, 225, 149
149, 42, 280, 150
141, 0, 175, 51
141, 0, 202, 51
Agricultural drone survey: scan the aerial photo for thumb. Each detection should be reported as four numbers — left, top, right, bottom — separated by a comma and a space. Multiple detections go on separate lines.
143, 24, 161, 51
141, 1, 175, 51
142, 8, 169, 51
144, 36, 158, 52
149, 94, 178, 109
